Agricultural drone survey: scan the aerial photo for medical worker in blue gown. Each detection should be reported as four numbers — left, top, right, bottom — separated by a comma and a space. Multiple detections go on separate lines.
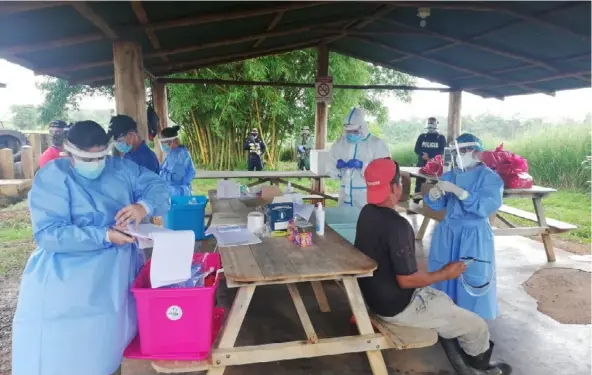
159, 126, 196, 196
12, 120, 170, 375
328, 107, 391, 211
424, 133, 503, 320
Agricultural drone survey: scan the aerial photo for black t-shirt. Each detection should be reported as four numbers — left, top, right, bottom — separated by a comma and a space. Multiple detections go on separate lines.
354, 204, 417, 317
414, 132, 447, 165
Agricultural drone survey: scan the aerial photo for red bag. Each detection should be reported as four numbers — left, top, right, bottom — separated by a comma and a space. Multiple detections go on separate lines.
502, 172, 534, 189
481, 143, 514, 170
419, 155, 444, 177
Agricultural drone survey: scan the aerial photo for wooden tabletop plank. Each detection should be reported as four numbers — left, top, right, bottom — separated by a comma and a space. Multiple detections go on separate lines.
196, 171, 329, 179
220, 227, 377, 284
219, 245, 263, 281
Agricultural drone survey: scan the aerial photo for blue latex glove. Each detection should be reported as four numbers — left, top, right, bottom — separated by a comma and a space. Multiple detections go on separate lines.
298, 145, 305, 153
346, 159, 364, 170
336, 159, 347, 169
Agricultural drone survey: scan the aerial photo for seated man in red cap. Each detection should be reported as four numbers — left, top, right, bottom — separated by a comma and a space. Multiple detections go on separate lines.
354, 157, 511, 375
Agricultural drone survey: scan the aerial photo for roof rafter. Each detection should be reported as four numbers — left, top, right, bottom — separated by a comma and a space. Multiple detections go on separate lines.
381, 1, 590, 42
253, 11, 285, 48
71, 2, 118, 40
0, 2, 327, 56
0, 1, 68, 15
348, 35, 553, 96
465, 70, 591, 90
324, 3, 395, 45
131, 0, 168, 62
35, 18, 353, 75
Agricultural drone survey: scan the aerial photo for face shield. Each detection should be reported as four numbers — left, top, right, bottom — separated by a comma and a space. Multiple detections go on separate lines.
114, 132, 134, 153
64, 141, 110, 179
450, 141, 480, 171
159, 135, 178, 153
425, 119, 438, 133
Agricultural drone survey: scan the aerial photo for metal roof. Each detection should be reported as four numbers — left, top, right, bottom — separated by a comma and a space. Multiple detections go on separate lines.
0, 1, 590, 98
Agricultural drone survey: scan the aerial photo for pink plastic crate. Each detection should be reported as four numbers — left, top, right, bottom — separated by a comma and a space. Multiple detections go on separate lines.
131, 252, 221, 357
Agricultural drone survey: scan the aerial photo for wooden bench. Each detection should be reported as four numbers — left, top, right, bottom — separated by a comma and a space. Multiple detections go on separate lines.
368, 313, 438, 350
497, 204, 577, 234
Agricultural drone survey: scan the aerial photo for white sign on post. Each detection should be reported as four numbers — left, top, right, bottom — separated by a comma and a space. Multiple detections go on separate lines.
315, 76, 333, 104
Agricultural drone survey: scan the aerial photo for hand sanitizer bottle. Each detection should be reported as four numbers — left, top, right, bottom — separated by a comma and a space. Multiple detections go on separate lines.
315, 202, 325, 236
286, 181, 294, 194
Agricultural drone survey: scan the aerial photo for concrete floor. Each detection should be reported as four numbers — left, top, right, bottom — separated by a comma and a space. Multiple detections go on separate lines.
124, 214, 592, 375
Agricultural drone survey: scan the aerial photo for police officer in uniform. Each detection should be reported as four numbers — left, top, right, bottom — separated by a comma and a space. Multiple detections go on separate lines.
244, 128, 266, 171
413, 117, 446, 202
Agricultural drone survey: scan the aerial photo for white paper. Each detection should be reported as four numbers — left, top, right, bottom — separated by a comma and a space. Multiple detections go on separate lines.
294, 203, 314, 222
207, 225, 262, 247
149, 230, 195, 288
126, 223, 172, 249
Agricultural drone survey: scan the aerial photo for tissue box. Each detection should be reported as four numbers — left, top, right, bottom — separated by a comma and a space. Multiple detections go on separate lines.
310, 150, 330, 175
266, 201, 294, 231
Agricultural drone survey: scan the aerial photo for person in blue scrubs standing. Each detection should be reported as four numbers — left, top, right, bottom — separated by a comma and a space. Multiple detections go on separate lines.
12, 120, 170, 375
108, 114, 160, 174
424, 133, 503, 320
159, 126, 196, 196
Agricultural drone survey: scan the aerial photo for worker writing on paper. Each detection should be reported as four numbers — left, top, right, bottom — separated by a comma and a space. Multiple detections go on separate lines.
159, 126, 196, 196
413, 117, 446, 202
12, 121, 170, 375
38, 120, 69, 168
109, 114, 160, 175
244, 127, 266, 171
424, 133, 503, 320
328, 107, 391, 210
297, 126, 314, 171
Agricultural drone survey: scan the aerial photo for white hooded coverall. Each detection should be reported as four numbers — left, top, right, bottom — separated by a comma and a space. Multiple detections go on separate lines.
328, 108, 391, 210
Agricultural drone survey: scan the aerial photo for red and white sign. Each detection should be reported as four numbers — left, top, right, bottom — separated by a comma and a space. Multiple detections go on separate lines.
315, 76, 333, 104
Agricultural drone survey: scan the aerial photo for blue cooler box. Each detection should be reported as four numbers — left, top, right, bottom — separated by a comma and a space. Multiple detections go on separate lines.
164, 195, 208, 240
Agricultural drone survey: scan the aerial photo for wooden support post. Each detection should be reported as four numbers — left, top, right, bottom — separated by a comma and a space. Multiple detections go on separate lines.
312, 45, 329, 194
0, 149, 15, 179
447, 90, 462, 141
113, 41, 148, 140
20, 147, 35, 179
151, 80, 169, 163
532, 197, 556, 262
28, 134, 42, 167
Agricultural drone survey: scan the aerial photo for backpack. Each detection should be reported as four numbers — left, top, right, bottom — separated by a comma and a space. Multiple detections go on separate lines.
147, 105, 159, 141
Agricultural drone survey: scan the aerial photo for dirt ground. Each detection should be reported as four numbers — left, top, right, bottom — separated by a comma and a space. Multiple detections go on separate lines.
523, 268, 591, 325
0, 278, 18, 375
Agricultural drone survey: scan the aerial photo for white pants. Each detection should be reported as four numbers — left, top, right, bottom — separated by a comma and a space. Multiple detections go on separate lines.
379, 287, 490, 356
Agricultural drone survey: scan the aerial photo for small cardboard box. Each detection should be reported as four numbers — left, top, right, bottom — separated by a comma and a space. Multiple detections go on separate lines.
310, 149, 330, 175
420, 183, 497, 224
241, 186, 282, 207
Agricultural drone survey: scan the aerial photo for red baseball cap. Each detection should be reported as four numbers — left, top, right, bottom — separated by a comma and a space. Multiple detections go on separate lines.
365, 158, 398, 204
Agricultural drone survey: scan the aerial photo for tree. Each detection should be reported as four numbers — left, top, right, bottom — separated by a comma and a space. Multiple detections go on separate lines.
9, 104, 41, 130
36, 77, 113, 124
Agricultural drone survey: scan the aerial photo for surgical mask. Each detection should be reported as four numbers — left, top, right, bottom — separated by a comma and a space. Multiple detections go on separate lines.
456, 153, 476, 170
161, 143, 171, 153
426, 126, 437, 134
115, 141, 132, 153
346, 134, 361, 143
73, 158, 106, 180
251, 133, 258, 138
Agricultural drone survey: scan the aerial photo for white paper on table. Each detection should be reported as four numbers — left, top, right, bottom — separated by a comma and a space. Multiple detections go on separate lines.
207, 225, 262, 247
149, 230, 195, 288
294, 203, 314, 222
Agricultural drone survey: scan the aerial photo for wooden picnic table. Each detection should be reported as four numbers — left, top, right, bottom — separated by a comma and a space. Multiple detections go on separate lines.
399, 167, 576, 262
152, 227, 398, 375
195, 170, 337, 202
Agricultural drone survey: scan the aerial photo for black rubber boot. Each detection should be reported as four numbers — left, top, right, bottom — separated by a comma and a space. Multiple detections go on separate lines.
440, 338, 512, 375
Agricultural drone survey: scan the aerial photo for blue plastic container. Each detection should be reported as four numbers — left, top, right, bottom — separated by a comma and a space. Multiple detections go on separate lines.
164, 195, 208, 240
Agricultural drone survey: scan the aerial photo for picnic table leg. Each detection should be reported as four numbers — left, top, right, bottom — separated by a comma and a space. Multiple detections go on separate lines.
532, 197, 556, 262
310, 281, 331, 313
207, 285, 256, 375
416, 216, 430, 241
247, 178, 269, 188
287, 284, 319, 343
342, 278, 389, 375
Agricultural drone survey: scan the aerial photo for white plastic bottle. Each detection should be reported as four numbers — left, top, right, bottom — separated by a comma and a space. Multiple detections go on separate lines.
315, 202, 325, 236
285, 181, 293, 194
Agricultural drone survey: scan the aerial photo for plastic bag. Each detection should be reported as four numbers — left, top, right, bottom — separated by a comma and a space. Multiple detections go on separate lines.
481, 144, 532, 188
419, 155, 444, 177
502, 172, 534, 189
481, 143, 514, 171
161, 263, 210, 289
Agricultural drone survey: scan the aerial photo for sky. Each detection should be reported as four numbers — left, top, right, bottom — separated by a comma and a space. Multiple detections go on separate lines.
1, 58, 591, 123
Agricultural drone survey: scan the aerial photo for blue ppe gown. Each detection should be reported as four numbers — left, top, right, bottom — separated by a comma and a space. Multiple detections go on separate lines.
125, 141, 160, 175
12, 157, 170, 375
160, 146, 196, 196
424, 164, 503, 320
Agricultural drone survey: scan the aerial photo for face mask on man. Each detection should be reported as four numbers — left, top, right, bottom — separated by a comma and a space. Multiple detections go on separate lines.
456, 152, 477, 170
73, 158, 106, 180
114, 140, 132, 153
346, 134, 361, 143
160, 143, 171, 153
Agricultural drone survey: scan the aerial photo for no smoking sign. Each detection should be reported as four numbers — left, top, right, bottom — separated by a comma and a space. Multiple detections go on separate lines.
315, 76, 333, 104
